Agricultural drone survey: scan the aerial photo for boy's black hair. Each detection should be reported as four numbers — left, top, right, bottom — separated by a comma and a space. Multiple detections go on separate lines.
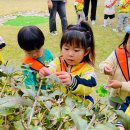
60, 20, 95, 65
17, 26, 45, 51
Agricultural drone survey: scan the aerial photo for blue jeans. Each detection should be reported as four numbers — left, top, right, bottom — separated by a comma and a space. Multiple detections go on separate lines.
49, 1, 68, 33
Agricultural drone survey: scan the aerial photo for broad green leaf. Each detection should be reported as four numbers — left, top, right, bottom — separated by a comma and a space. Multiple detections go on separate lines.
70, 108, 88, 130
0, 107, 14, 116
44, 101, 52, 109
48, 106, 60, 120
23, 107, 32, 119
48, 106, 71, 119
96, 84, 109, 97
0, 65, 20, 75
0, 96, 33, 108
21, 87, 36, 98
110, 96, 124, 104
14, 121, 25, 130
60, 106, 71, 117
49, 90, 63, 98
65, 97, 75, 108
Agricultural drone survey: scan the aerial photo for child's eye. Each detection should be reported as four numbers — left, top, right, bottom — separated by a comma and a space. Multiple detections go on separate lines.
74, 49, 80, 52
64, 48, 69, 50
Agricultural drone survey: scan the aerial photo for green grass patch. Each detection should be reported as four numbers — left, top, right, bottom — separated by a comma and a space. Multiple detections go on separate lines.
3, 15, 49, 26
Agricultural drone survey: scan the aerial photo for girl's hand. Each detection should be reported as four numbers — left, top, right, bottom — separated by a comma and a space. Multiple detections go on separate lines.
104, 65, 113, 76
106, 80, 122, 89
48, 0, 53, 9
117, 126, 125, 130
55, 72, 71, 86
39, 67, 51, 77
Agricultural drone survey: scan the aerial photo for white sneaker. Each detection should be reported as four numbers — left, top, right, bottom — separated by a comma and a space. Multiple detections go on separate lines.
102, 24, 107, 27
91, 20, 95, 25
50, 31, 58, 36
113, 28, 119, 32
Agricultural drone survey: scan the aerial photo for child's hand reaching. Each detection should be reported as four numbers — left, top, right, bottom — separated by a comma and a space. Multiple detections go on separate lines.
117, 126, 125, 130
55, 72, 72, 86
39, 67, 51, 77
104, 65, 113, 76
106, 80, 122, 89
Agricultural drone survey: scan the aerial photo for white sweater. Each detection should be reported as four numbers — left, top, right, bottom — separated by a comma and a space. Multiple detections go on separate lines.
104, 0, 116, 15
99, 51, 130, 101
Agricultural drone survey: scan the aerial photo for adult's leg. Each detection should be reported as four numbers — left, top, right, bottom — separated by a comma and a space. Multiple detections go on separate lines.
83, 0, 90, 20
49, 1, 57, 32
57, 1, 68, 33
90, 0, 97, 21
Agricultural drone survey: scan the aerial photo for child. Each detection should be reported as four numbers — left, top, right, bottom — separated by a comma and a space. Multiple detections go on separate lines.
39, 21, 97, 103
74, 0, 85, 24
113, 0, 130, 32
0, 36, 6, 64
99, 25, 130, 109
103, 0, 116, 27
17, 26, 53, 90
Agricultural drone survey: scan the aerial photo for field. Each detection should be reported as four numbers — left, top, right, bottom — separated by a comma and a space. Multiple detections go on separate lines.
0, 0, 125, 84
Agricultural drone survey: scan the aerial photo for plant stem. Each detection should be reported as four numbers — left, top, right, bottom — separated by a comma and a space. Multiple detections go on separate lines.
27, 80, 42, 129
0, 76, 9, 98
85, 114, 96, 130
58, 119, 72, 130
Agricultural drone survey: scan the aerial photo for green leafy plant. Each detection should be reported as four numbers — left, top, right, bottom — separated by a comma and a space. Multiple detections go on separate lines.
0, 64, 127, 130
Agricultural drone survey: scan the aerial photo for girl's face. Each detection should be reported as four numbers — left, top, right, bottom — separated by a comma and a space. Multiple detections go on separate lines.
126, 35, 130, 53
61, 44, 88, 66
24, 47, 43, 59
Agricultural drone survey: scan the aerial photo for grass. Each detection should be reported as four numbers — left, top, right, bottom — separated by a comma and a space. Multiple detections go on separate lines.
3, 16, 49, 26
0, 0, 125, 85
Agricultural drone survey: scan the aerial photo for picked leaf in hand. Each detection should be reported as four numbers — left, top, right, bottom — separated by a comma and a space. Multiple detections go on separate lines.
96, 84, 109, 97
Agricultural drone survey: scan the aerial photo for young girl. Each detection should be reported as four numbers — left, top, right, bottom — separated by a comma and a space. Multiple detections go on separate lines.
99, 25, 130, 109
103, 0, 116, 27
113, 0, 130, 32
39, 21, 97, 103
17, 26, 53, 90
74, 0, 85, 24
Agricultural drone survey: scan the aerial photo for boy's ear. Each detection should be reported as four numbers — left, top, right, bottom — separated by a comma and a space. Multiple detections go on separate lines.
84, 47, 91, 56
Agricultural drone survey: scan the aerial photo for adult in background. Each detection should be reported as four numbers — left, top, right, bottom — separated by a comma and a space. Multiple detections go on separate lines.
83, 0, 97, 25
48, 0, 68, 35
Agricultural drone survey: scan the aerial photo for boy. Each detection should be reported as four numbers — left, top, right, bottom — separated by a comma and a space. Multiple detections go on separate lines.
17, 26, 53, 90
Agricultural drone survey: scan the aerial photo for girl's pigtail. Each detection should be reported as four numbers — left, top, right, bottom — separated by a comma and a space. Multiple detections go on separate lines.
80, 21, 95, 65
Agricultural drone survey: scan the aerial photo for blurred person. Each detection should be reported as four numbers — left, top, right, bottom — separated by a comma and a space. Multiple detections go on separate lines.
99, 25, 130, 109
83, 0, 97, 25
17, 26, 53, 90
103, 0, 116, 27
48, 0, 68, 35
74, 0, 85, 24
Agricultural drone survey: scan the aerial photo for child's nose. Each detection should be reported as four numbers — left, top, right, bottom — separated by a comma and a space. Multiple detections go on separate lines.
32, 53, 37, 58
68, 51, 74, 56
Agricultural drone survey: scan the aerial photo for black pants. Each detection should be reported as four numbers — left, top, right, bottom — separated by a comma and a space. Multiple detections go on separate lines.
83, 0, 97, 21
